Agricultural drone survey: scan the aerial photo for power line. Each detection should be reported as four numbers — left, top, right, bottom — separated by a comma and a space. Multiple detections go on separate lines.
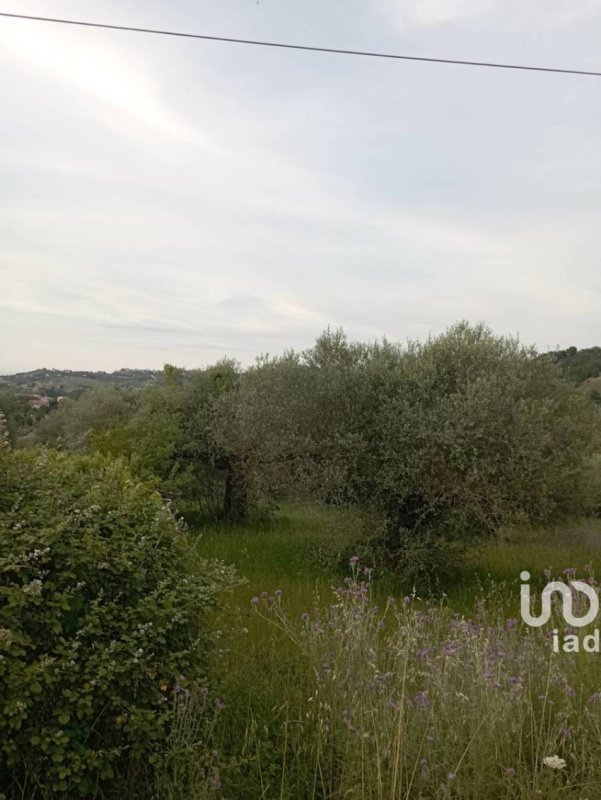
1, 10, 601, 78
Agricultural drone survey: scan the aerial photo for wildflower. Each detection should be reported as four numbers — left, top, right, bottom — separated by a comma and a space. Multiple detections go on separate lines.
563, 567, 577, 579
214, 697, 226, 711
414, 690, 431, 709
350, 556, 359, 565
441, 643, 457, 657
587, 692, 600, 705
403, 596, 411, 606
260, 591, 269, 599
504, 767, 516, 778
447, 772, 456, 782
250, 596, 259, 606
210, 766, 221, 791
301, 612, 309, 622
506, 618, 518, 631
543, 755, 566, 770
274, 588, 283, 597
566, 686, 576, 698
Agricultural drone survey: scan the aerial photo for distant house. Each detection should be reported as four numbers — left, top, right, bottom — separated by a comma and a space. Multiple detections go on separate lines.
29, 394, 50, 409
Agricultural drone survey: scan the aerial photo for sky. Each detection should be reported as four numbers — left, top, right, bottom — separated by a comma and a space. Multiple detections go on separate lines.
1, 0, 600, 373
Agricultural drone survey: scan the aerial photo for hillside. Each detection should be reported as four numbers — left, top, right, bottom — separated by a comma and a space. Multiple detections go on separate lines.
0, 367, 162, 398
546, 345, 601, 383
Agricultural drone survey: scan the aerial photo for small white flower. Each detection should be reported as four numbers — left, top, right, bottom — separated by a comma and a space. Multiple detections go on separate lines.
23, 579, 43, 596
543, 755, 566, 770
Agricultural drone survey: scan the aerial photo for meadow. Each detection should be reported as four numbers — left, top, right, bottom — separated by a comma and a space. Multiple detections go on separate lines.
2, 328, 600, 799
168, 505, 601, 799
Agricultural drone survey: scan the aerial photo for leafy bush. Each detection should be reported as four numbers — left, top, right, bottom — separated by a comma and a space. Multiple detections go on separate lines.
227, 324, 601, 583
0, 445, 235, 798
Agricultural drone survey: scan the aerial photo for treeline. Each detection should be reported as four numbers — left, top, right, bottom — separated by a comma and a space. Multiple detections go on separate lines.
4, 322, 600, 581
547, 345, 601, 384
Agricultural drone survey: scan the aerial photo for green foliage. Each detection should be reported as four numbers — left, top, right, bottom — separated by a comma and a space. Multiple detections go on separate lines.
0, 446, 235, 798
18, 325, 601, 583
367, 324, 601, 581
0, 388, 36, 446
26, 386, 140, 452
223, 324, 601, 583
93, 362, 247, 522
546, 345, 601, 383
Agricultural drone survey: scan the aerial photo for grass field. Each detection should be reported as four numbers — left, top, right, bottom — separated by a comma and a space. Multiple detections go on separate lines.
175, 506, 601, 799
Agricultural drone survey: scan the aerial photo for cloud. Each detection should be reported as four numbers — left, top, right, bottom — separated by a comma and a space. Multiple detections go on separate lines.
0, 16, 198, 143
380, 0, 601, 28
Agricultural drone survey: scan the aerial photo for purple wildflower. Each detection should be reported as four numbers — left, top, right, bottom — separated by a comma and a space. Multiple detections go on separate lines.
250, 596, 259, 606
414, 690, 431, 710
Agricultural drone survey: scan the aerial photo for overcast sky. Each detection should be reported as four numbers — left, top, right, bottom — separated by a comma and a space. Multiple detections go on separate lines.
1, 0, 600, 372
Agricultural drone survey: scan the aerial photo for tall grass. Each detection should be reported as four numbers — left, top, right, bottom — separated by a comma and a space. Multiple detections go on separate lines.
246, 566, 601, 798
183, 508, 601, 799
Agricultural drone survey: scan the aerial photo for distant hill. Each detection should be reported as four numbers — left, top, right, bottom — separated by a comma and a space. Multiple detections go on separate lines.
0, 368, 162, 398
544, 346, 601, 384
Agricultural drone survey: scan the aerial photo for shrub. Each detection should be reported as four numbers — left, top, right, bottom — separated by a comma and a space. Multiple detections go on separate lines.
0, 446, 235, 798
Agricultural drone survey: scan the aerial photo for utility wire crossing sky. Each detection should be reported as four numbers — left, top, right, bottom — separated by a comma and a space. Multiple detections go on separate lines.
1, 11, 601, 77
